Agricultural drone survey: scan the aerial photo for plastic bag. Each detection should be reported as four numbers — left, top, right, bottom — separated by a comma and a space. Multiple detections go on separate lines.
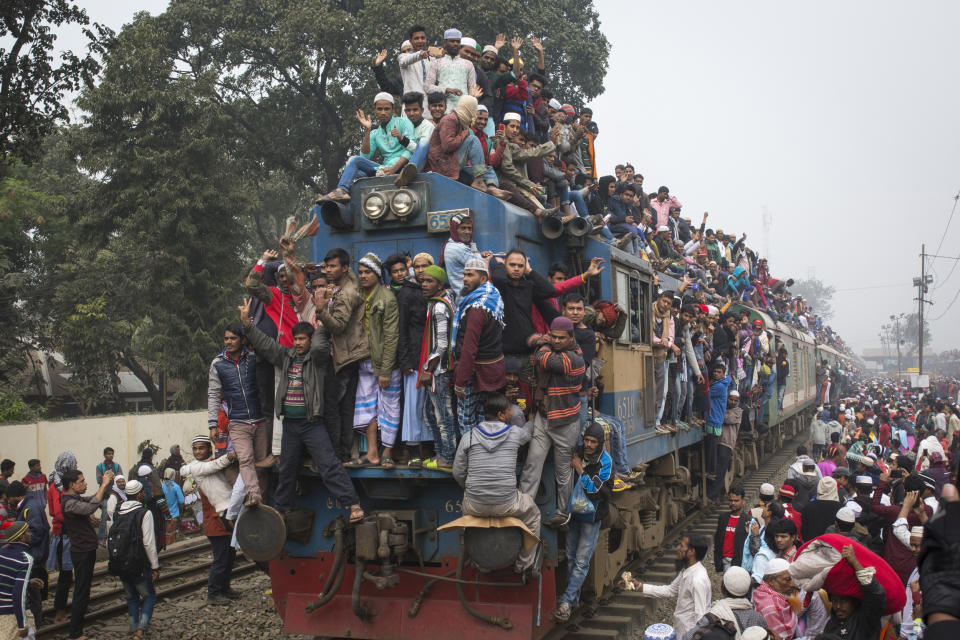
568, 476, 596, 522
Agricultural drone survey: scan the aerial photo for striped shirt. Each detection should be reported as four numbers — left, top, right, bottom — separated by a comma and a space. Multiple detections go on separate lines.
534, 345, 585, 427
0, 543, 33, 628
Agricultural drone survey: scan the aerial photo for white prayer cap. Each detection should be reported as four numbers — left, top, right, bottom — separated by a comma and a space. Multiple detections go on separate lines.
463, 257, 488, 274
460, 37, 477, 50
401, 39, 411, 50
502, 112, 522, 122
742, 628, 768, 640
657, 225, 670, 233
444, 28, 462, 40
482, 45, 498, 55
124, 479, 143, 496
137, 464, 152, 477
548, 98, 562, 110
643, 623, 676, 640
910, 526, 924, 539
477, 105, 488, 113
759, 482, 776, 496
722, 566, 752, 597
855, 475, 873, 485
836, 507, 856, 523
373, 91, 395, 106
763, 558, 790, 576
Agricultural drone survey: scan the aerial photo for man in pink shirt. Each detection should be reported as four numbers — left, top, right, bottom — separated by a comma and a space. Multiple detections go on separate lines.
649, 185, 682, 229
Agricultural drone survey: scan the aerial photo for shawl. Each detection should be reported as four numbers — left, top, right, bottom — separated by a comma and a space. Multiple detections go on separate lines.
49, 451, 77, 491
451, 280, 504, 347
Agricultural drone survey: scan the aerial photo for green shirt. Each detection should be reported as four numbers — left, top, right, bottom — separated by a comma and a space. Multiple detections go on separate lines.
363, 116, 415, 168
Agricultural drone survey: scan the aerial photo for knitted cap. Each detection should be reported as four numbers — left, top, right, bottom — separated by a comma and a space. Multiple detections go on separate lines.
0, 521, 29, 544
125, 479, 144, 496
463, 257, 488, 274
359, 252, 383, 277
423, 265, 447, 284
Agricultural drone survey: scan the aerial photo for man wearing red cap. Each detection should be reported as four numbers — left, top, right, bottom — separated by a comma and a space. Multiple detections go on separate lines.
779, 483, 804, 536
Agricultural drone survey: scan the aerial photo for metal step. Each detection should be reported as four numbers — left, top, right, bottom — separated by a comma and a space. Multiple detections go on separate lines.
564, 629, 622, 640
583, 614, 634, 635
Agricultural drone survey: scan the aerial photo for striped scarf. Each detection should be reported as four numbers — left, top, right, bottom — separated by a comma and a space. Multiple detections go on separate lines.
451, 281, 504, 347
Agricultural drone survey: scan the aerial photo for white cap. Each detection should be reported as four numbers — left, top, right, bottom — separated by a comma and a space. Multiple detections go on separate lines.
742, 629, 767, 640
658, 225, 670, 232
847, 501, 863, 516
482, 44, 498, 55
444, 28, 462, 40
401, 39, 411, 50
855, 475, 873, 485
548, 98, 562, 110
836, 506, 856, 523
460, 37, 477, 49
910, 526, 924, 539
759, 482, 776, 496
729, 390, 740, 397
477, 105, 488, 113
463, 257, 488, 274
124, 479, 143, 496
764, 558, 791, 576
137, 464, 152, 477
722, 566, 752, 596
373, 91, 394, 105
502, 112, 522, 122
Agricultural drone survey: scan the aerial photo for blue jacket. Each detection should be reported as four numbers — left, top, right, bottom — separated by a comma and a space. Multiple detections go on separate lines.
14, 492, 49, 565
706, 375, 733, 431
206, 346, 262, 428
578, 449, 612, 522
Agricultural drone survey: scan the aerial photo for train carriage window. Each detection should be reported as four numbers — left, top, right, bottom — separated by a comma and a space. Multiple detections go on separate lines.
614, 268, 650, 345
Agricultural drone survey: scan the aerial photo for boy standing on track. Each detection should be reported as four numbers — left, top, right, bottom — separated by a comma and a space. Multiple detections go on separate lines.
61, 467, 114, 640
110, 479, 159, 639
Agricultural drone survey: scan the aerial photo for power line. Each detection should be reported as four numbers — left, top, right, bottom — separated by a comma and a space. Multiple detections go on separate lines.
931, 189, 960, 290
834, 282, 913, 292
930, 286, 960, 321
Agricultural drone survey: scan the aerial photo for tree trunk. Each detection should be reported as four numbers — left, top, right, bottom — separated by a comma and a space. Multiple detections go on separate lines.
121, 354, 164, 411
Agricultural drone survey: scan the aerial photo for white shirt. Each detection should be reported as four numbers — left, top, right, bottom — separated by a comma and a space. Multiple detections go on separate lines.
180, 455, 234, 512
642, 561, 712, 638
398, 50, 431, 110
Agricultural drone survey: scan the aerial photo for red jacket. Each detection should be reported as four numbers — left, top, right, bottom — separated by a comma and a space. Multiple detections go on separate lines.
47, 485, 64, 535
532, 275, 585, 334
250, 263, 296, 347
199, 490, 230, 538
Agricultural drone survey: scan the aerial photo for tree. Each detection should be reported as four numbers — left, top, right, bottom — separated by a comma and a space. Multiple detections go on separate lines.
791, 277, 835, 320
0, 1, 109, 166
901, 312, 932, 356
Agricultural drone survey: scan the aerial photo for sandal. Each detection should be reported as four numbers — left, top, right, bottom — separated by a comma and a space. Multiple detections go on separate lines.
407, 458, 423, 469
380, 457, 396, 469
422, 458, 452, 472
344, 456, 376, 468
349, 504, 365, 524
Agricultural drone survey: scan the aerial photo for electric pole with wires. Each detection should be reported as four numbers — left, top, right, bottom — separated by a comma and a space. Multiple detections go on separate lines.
914, 244, 933, 375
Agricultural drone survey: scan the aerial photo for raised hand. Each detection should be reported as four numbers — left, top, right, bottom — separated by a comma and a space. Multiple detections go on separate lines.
494, 33, 507, 50
261, 249, 279, 261
469, 84, 484, 98
356, 109, 373, 130
239, 297, 253, 325
511, 36, 524, 51
530, 36, 544, 52
390, 125, 402, 139
375, 49, 388, 66
586, 257, 605, 277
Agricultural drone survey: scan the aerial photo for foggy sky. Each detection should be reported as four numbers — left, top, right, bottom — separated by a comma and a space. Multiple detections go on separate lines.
49, 1, 960, 353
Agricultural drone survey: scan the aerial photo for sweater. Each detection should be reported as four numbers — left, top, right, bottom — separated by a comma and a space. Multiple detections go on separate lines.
533, 345, 585, 427
453, 419, 533, 504
0, 543, 32, 628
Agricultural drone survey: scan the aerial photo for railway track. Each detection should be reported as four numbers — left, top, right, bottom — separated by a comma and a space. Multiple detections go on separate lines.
547, 429, 807, 640
37, 538, 257, 638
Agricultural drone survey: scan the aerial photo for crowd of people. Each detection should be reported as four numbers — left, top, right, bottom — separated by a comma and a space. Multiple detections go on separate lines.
625, 386, 960, 640
1, 23, 956, 640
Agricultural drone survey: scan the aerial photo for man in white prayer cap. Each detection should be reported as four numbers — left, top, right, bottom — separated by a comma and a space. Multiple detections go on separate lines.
425, 27, 477, 113
319, 92, 415, 203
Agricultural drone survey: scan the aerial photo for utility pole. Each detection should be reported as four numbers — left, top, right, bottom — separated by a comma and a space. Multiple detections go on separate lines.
890, 313, 904, 385
913, 245, 934, 376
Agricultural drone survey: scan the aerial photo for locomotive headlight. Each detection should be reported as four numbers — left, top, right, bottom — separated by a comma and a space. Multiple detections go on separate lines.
390, 189, 419, 218
362, 192, 388, 220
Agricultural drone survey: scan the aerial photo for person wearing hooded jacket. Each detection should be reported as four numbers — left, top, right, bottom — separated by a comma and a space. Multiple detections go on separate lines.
452, 393, 538, 572
554, 420, 612, 621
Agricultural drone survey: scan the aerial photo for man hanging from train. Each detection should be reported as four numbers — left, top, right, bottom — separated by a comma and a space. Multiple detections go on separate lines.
452, 393, 540, 573
553, 420, 611, 622
519, 316, 586, 529
316, 248, 369, 462
418, 265, 459, 470
317, 93, 414, 203
347, 253, 401, 468
451, 257, 506, 433
490, 249, 559, 387
238, 299, 364, 524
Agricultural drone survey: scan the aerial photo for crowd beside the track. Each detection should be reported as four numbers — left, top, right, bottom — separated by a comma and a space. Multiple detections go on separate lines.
1, 23, 953, 640
628, 383, 960, 640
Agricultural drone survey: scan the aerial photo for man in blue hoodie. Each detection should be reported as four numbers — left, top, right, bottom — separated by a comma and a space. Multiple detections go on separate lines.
705, 362, 733, 487
453, 394, 539, 573
555, 421, 612, 621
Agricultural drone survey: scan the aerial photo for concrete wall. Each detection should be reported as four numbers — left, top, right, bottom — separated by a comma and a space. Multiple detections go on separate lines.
0, 411, 206, 480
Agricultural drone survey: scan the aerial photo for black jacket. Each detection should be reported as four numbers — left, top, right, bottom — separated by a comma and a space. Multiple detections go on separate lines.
800, 499, 840, 541
822, 577, 885, 640
713, 510, 749, 572
394, 279, 428, 372
490, 262, 557, 354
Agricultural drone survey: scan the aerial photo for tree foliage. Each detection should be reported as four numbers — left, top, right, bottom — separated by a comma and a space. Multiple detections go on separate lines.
901, 312, 932, 355
0, 0, 109, 166
791, 277, 835, 320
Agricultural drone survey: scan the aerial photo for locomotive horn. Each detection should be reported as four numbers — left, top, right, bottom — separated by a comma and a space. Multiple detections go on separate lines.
319, 201, 353, 230
541, 215, 564, 239
565, 216, 591, 237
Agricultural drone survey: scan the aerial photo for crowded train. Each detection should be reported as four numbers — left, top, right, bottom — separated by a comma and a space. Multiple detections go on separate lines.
1, 22, 959, 640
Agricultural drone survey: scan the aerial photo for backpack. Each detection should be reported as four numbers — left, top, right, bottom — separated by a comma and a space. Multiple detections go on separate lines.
107, 506, 149, 578
690, 613, 736, 640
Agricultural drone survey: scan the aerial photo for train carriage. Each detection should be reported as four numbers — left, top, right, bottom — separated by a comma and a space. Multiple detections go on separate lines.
257, 173, 827, 639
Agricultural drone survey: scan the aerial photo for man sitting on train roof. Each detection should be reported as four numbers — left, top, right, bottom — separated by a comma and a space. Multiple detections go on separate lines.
490, 113, 558, 219
397, 91, 434, 177
318, 92, 415, 203
452, 393, 539, 574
